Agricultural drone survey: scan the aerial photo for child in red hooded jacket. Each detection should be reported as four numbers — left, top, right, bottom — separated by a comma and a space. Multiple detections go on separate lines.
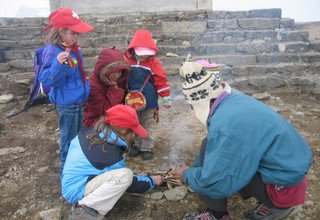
83, 47, 130, 128
124, 29, 171, 160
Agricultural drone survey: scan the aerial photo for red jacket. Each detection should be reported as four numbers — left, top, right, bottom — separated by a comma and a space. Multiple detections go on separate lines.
124, 30, 170, 98
83, 48, 129, 127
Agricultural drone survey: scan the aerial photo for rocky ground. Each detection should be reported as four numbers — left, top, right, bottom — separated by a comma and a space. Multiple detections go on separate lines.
0, 74, 320, 220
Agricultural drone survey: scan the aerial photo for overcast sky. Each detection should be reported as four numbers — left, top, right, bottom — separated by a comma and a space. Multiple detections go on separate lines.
0, 0, 319, 22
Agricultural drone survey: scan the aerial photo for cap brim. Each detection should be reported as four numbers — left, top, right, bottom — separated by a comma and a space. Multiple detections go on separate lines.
131, 124, 149, 138
69, 21, 93, 34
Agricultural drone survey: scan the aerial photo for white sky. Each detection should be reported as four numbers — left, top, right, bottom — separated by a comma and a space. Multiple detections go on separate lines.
0, 0, 319, 22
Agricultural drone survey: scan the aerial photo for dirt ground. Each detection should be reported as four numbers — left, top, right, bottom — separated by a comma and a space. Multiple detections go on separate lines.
0, 75, 319, 220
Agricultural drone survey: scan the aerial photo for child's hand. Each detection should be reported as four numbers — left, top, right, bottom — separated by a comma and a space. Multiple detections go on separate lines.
152, 175, 164, 186
162, 96, 172, 109
57, 51, 70, 64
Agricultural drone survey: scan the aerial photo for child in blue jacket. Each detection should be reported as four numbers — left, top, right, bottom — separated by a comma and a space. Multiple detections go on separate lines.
63, 105, 163, 220
39, 8, 93, 174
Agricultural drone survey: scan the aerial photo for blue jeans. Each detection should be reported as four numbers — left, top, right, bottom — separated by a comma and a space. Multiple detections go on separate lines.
56, 104, 83, 175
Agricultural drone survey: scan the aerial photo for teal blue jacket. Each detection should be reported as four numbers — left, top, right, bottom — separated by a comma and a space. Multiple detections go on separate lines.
183, 92, 312, 199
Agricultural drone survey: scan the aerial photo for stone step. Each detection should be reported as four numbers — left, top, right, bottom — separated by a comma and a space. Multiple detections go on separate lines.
207, 8, 282, 20
207, 18, 294, 31
157, 41, 310, 56
193, 30, 309, 44
158, 52, 320, 67
163, 61, 320, 77
310, 41, 320, 52
0, 27, 44, 41
0, 39, 43, 50
0, 17, 47, 28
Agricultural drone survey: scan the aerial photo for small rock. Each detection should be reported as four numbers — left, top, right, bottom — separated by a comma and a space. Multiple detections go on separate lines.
164, 185, 188, 201
252, 92, 271, 101
166, 52, 178, 57
16, 207, 27, 216
295, 111, 304, 116
38, 207, 61, 220
0, 147, 25, 156
278, 43, 286, 52
141, 193, 150, 199
0, 94, 14, 104
150, 192, 164, 200
37, 166, 49, 173
181, 41, 191, 47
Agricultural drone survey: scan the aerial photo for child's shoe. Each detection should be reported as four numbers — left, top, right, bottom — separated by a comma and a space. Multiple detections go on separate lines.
243, 202, 294, 220
183, 208, 231, 220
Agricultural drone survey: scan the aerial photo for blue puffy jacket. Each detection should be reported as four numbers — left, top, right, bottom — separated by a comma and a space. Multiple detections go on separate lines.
62, 128, 154, 204
39, 43, 90, 106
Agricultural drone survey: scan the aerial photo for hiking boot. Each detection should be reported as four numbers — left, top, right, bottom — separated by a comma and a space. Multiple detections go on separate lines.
128, 146, 141, 157
143, 151, 153, 160
243, 202, 294, 220
183, 209, 231, 220
69, 205, 107, 220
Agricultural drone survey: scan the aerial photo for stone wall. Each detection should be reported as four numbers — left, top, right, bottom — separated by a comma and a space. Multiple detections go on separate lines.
50, 0, 212, 13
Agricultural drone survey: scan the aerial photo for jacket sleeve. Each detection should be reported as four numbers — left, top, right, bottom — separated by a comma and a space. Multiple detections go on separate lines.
151, 59, 170, 97
183, 131, 259, 199
39, 46, 70, 87
126, 175, 154, 193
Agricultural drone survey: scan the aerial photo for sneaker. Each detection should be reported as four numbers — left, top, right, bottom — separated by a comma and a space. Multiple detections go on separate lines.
143, 151, 153, 160
69, 205, 107, 220
183, 209, 231, 220
243, 202, 294, 220
128, 146, 141, 157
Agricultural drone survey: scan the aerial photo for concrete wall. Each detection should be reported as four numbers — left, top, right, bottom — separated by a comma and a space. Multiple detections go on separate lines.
50, 0, 212, 13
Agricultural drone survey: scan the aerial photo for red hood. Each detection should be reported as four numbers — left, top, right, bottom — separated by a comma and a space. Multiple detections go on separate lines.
92, 47, 129, 82
124, 30, 158, 61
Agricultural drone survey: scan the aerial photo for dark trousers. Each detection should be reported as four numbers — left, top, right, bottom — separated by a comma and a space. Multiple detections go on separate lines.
198, 138, 275, 212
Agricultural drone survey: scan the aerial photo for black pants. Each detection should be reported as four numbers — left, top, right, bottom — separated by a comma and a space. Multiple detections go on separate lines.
197, 138, 275, 212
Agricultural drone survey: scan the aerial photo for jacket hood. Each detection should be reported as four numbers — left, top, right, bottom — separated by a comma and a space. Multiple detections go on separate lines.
93, 47, 129, 82
124, 30, 158, 61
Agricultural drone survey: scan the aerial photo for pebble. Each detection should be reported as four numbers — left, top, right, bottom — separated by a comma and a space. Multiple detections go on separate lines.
150, 192, 164, 200
164, 186, 188, 201
0, 94, 14, 104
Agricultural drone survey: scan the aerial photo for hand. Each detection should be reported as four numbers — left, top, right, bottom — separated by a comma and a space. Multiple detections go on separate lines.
152, 175, 164, 186
153, 108, 159, 123
171, 165, 189, 181
57, 51, 70, 64
162, 96, 172, 109
100, 75, 118, 87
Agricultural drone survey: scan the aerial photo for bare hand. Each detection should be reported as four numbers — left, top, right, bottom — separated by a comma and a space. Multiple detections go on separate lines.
171, 165, 189, 181
153, 109, 159, 123
57, 51, 70, 64
152, 175, 164, 186
101, 75, 118, 87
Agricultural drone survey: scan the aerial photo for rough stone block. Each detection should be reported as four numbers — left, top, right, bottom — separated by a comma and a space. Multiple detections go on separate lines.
207, 19, 239, 30
162, 21, 207, 34
238, 18, 280, 30
249, 9, 282, 19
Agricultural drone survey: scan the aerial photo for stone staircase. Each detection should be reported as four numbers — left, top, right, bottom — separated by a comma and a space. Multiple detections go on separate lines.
0, 8, 320, 97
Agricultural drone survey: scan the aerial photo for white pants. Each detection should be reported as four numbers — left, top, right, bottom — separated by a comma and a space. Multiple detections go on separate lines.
78, 168, 133, 215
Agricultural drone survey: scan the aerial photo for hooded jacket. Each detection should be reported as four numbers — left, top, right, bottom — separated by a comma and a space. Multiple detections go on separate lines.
124, 30, 170, 108
62, 128, 155, 204
183, 91, 312, 200
83, 48, 129, 127
39, 43, 90, 106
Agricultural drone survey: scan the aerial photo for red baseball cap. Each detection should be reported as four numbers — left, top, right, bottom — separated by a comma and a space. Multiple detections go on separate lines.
44, 8, 93, 34
105, 105, 148, 138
